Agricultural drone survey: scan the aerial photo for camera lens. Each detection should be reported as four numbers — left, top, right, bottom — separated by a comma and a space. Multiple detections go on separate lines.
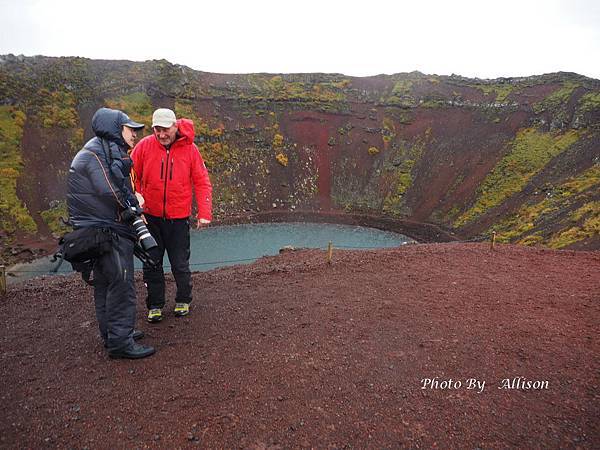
131, 217, 158, 251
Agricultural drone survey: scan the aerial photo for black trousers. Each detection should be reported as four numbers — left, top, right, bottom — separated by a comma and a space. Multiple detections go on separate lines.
93, 236, 136, 351
143, 215, 192, 309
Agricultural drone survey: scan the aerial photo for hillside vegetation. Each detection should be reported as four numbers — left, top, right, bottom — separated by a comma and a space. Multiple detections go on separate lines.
0, 55, 598, 251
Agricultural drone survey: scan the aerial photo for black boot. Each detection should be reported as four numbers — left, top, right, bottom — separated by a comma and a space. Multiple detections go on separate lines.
104, 330, 145, 348
109, 343, 156, 359
133, 330, 145, 340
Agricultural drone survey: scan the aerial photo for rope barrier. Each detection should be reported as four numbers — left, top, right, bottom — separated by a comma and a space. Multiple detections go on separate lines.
10, 233, 505, 278
7, 234, 504, 278
5, 243, 411, 276
188, 257, 262, 267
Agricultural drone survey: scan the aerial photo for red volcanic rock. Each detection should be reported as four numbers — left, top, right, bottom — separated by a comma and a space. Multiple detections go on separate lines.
1, 243, 598, 448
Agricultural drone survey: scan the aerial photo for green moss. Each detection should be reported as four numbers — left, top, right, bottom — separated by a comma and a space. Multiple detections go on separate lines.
582, 212, 600, 232
0, 171, 37, 234
175, 100, 229, 170
421, 99, 446, 108
273, 133, 284, 148
548, 203, 599, 248
571, 200, 600, 221
517, 234, 544, 246
0, 106, 37, 233
0, 107, 25, 167
382, 117, 396, 145
489, 164, 600, 245
37, 89, 79, 128
561, 164, 600, 192
547, 227, 583, 247
199, 142, 233, 170
386, 79, 414, 106
382, 132, 428, 215
244, 74, 347, 103
40, 201, 70, 235
153, 60, 200, 98
446, 205, 461, 221
106, 92, 153, 130
391, 79, 413, 96
275, 152, 288, 166
533, 81, 579, 113
0, 58, 95, 110
455, 128, 580, 227
493, 200, 558, 243
384, 108, 413, 125
69, 127, 84, 152
577, 92, 600, 113
477, 83, 515, 102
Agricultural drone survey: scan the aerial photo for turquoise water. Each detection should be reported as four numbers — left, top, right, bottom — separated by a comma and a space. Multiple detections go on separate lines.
8, 222, 413, 283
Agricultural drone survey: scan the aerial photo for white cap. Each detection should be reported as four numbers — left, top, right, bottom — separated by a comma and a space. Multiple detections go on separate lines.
152, 108, 177, 128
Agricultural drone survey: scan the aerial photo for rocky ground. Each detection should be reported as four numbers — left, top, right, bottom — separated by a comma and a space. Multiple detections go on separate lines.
0, 231, 58, 268
1, 243, 599, 449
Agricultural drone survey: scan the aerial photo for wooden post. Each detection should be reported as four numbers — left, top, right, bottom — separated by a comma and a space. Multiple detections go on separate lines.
327, 241, 333, 264
490, 231, 497, 251
0, 265, 6, 296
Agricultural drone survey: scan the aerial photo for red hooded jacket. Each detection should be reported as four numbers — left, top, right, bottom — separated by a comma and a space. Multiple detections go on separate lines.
131, 119, 212, 221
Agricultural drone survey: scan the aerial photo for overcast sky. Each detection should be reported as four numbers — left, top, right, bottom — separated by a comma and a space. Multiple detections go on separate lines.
1, 0, 599, 80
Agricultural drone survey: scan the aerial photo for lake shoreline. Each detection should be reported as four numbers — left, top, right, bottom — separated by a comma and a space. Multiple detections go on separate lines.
2, 210, 460, 268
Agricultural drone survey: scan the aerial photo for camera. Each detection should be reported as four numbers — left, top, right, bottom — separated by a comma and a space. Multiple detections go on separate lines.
121, 206, 158, 251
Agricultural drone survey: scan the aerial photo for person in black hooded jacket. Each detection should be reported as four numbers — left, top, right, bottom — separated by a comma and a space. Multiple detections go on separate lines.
67, 107, 155, 359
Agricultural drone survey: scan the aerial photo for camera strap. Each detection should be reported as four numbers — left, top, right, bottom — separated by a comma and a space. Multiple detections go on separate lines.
133, 243, 159, 268
100, 139, 132, 208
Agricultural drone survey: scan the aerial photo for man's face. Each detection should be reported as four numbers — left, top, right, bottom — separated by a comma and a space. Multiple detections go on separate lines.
153, 124, 178, 146
121, 126, 137, 149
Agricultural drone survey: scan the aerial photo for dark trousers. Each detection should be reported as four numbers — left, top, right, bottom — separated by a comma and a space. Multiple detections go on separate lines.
143, 215, 192, 309
93, 236, 136, 351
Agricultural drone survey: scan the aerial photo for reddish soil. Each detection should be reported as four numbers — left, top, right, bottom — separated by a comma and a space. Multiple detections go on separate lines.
1, 243, 599, 449
285, 111, 345, 211
0, 231, 58, 267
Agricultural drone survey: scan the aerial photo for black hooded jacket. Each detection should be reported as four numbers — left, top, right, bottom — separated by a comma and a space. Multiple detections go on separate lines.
67, 108, 139, 238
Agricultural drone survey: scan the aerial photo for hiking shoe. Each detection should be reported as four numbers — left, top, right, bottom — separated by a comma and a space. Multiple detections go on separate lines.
147, 308, 163, 323
109, 343, 155, 359
174, 302, 190, 317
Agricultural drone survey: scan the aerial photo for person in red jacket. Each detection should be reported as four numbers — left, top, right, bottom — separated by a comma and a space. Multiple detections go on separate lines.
131, 108, 212, 322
